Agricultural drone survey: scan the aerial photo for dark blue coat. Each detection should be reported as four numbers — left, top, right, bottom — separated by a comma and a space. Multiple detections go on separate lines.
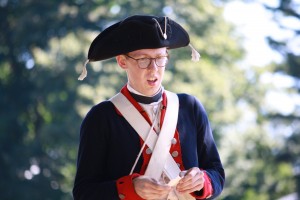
73, 93, 225, 199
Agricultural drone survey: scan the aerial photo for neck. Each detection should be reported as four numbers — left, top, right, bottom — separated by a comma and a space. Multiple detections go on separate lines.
127, 84, 163, 104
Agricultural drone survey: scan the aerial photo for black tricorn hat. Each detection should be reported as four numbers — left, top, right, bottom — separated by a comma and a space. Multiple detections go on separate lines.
88, 15, 190, 62
78, 15, 200, 80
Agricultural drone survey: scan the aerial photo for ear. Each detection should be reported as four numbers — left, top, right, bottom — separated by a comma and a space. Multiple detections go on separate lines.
116, 55, 128, 69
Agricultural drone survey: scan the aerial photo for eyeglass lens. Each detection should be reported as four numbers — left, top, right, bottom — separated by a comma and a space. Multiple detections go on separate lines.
138, 57, 168, 68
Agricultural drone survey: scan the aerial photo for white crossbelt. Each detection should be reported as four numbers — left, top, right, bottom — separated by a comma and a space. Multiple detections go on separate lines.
110, 91, 195, 200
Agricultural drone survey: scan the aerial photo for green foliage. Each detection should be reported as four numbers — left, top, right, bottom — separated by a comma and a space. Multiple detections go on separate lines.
263, 0, 300, 197
0, 1, 92, 199
220, 123, 295, 199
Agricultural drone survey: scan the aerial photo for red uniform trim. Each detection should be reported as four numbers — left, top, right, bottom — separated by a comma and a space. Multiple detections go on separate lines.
116, 173, 144, 200
170, 129, 185, 170
191, 171, 213, 199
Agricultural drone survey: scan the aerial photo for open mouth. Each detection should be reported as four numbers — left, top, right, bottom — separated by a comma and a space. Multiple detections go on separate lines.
147, 77, 158, 85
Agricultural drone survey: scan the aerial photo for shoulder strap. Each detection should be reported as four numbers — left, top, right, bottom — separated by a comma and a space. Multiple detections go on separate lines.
144, 91, 179, 180
110, 91, 180, 178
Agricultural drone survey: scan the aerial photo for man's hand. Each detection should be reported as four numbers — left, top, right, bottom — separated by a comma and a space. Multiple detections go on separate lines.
133, 176, 172, 200
176, 167, 205, 194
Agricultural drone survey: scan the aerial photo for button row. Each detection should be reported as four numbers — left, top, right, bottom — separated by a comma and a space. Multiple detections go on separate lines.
145, 148, 179, 158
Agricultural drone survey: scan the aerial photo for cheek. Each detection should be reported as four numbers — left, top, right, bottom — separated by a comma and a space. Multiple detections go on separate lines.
128, 69, 144, 84
133, 70, 144, 80
159, 69, 165, 78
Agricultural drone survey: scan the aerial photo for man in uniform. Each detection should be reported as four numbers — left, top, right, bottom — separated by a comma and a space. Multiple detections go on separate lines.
73, 15, 225, 200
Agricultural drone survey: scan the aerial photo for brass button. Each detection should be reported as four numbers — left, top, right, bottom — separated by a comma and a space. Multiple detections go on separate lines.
172, 151, 179, 157
119, 194, 125, 199
171, 138, 177, 144
146, 148, 152, 154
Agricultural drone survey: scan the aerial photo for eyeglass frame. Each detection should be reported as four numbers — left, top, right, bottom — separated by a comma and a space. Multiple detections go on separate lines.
124, 54, 169, 69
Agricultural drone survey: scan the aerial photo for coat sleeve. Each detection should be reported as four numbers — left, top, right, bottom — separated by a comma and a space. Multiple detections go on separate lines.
72, 105, 142, 200
192, 95, 225, 199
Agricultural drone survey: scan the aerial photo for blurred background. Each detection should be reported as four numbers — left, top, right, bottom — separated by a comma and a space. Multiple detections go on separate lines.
0, 0, 299, 199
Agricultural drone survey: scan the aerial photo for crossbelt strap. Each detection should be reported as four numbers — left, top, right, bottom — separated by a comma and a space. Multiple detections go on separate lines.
144, 91, 179, 180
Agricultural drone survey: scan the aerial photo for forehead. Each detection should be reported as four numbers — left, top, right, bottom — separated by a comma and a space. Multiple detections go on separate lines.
128, 48, 167, 57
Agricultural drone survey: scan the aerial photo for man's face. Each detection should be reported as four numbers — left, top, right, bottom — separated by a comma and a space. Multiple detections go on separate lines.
117, 47, 168, 96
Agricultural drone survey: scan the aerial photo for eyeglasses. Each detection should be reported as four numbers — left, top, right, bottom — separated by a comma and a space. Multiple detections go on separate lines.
124, 54, 169, 69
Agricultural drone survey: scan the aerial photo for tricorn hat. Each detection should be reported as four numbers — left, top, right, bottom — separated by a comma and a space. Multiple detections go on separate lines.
78, 15, 200, 80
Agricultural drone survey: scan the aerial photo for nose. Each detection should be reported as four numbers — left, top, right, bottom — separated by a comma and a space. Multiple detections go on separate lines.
147, 59, 158, 70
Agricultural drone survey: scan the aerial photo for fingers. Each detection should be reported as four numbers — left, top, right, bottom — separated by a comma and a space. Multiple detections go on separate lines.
133, 168, 206, 199
177, 176, 204, 193
133, 176, 171, 199
179, 170, 187, 177
176, 167, 205, 194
